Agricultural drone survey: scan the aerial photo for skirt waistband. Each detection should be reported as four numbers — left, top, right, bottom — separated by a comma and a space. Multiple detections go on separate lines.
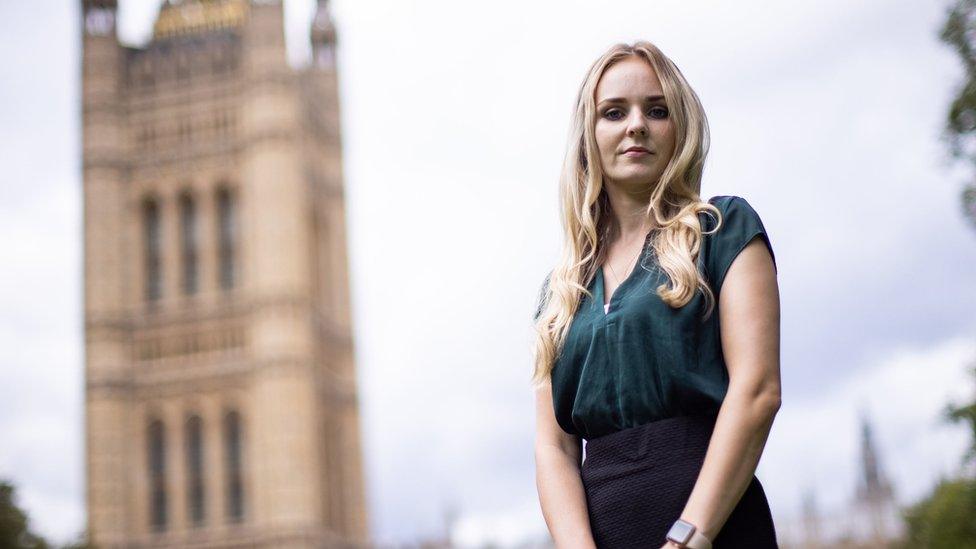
583, 412, 719, 470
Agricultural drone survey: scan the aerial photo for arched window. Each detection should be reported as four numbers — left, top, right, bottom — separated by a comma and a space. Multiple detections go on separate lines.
179, 193, 198, 295
224, 410, 244, 522
147, 419, 167, 531
185, 415, 205, 526
216, 188, 237, 291
143, 198, 162, 301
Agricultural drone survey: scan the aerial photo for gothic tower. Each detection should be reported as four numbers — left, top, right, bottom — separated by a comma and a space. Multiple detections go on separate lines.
81, 0, 368, 546
850, 410, 902, 546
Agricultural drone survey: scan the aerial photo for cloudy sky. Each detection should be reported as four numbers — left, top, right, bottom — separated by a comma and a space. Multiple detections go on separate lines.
1, 0, 975, 546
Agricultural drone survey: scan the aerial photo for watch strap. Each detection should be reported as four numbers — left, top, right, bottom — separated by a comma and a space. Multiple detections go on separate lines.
666, 519, 712, 549
685, 529, 712, 549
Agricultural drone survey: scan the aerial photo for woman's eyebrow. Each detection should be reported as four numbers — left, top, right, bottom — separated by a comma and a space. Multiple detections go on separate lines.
597, 95, 666, 107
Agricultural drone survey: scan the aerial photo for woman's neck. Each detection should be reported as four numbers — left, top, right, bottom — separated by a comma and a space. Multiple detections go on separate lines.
603, 183, 658, 240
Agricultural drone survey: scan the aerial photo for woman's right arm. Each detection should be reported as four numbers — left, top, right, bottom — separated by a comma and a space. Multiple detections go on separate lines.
534, 380, 598, 548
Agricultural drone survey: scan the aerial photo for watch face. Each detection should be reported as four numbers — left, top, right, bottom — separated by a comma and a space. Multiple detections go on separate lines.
667, 520, 695, 544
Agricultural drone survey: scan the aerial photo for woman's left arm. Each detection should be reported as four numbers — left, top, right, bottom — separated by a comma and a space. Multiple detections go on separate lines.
662, 236, 782, 548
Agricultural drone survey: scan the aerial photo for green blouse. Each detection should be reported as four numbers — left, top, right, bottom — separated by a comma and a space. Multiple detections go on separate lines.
536, 195, 777, 440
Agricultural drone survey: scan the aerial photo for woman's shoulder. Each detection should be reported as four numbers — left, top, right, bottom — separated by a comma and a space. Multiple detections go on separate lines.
698, 194, 777, 290
703, 194, 754, 211
699, 195, 764, 228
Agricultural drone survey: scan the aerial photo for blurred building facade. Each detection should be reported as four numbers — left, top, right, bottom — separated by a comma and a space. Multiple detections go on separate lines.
779, 412, 904, 548
81, 0, 368, 546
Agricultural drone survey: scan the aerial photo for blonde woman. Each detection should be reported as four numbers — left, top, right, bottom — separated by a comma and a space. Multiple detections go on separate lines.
532, 41, 781, 548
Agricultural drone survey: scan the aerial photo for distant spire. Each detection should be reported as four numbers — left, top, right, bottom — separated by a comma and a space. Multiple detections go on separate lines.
310, 0, 337, 69
853, 408, 898, 544
82, 0, 117, 37
856, 410, 893, 503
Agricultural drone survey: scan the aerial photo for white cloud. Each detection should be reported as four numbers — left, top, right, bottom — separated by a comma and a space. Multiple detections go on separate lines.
453, 497, 550, 548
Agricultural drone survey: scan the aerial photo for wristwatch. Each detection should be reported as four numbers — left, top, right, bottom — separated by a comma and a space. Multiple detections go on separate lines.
665, 519, 712, 549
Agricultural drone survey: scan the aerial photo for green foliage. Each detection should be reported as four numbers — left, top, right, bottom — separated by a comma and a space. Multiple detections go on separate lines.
942, 365, 976, 469
900, 476, 976, 548
0, 480, 49, 549
939, 0, 976, 230
0, 479, 96, 549
897, 354, 976, 546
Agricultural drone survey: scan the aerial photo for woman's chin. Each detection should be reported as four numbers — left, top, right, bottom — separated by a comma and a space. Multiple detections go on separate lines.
606, 170, 661, 189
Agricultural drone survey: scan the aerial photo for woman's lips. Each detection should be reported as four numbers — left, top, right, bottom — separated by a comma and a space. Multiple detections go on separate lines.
623, 148, 652, 157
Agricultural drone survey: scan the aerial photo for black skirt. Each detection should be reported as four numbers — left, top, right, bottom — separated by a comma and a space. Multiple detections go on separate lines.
580, 412, 779, 548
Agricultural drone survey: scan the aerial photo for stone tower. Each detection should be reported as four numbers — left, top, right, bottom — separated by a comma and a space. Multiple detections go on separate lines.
849, 410, 902, 546
81, 0, 368, 546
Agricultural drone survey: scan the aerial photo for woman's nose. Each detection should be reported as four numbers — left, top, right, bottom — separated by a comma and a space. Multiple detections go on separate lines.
626, 110, 648, 137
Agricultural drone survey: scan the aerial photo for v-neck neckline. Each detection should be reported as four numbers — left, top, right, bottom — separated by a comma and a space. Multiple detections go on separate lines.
596, 232, 655, 316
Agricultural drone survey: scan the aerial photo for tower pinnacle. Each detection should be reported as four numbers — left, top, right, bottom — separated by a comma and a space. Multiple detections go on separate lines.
311, 0, 337, 69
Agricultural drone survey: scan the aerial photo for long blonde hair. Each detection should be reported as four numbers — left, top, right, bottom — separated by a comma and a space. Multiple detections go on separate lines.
531, 40, 722, 386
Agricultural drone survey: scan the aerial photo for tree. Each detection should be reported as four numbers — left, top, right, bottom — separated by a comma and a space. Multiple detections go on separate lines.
0, 479, 49, 549
897, 362, 976, 547
922, 3, 976, 545
899, 476, 976, 549
943, 362, 976, 472
939, 0, 976, 230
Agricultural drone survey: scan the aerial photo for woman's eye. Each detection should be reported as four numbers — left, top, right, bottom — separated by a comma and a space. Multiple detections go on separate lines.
647, 106, 669, 119
604, 109, 624, 121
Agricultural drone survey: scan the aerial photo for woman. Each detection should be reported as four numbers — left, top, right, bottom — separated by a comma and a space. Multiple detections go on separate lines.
532, 41, 781, 548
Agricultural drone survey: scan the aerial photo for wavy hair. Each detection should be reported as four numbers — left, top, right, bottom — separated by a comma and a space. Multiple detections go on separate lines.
531, 41, 723, 386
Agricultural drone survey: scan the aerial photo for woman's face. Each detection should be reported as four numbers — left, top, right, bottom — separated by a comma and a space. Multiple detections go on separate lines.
593, 56, 676, 191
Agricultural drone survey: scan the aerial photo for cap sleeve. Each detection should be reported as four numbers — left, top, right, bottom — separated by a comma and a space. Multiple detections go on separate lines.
702, 196, 777, 296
